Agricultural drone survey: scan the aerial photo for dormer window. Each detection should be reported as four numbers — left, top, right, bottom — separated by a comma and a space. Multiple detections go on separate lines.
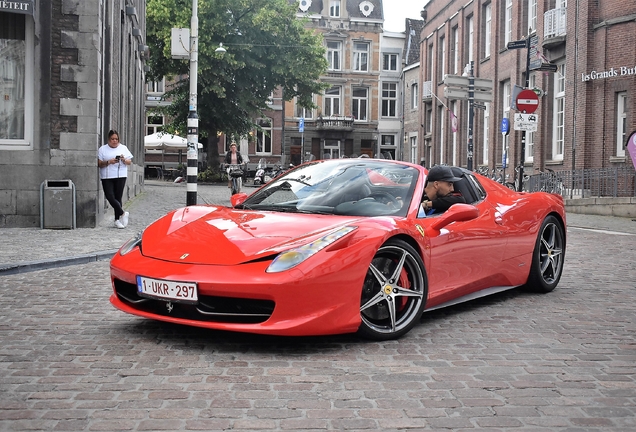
330, 0, 341, 17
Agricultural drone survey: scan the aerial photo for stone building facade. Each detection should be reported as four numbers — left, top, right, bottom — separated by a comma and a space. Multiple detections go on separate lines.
0, 0, 146, 228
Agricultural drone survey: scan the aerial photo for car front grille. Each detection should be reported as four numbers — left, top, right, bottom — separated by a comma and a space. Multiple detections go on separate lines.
114, 279, 275, 324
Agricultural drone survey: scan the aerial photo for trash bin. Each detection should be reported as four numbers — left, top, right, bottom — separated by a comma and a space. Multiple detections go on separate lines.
40, 180, 76, 229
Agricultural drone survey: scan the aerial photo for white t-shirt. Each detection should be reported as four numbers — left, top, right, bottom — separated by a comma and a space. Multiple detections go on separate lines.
98, 143, 134, 179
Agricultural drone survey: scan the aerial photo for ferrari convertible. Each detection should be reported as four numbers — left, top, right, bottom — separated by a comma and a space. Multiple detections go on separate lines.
110, 159, 566, 340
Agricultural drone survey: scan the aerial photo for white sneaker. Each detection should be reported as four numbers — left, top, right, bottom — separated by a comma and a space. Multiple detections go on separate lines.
122, 211, 129, 227
115, 219, 125, 229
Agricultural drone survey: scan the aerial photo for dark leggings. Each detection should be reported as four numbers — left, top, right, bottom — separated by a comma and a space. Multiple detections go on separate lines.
101, 177, 127, 220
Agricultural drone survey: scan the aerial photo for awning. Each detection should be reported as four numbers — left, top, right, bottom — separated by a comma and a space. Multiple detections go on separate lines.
0, 0, 34, 16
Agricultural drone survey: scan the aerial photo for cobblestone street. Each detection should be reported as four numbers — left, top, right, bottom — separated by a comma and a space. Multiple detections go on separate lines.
1, 182, 635, 431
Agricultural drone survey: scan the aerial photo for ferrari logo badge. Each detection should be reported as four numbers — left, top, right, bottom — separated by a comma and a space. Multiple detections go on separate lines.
180, 253, 189, 260
416, 225, 425, 237
166, 302, 174, 313
384, 285, 392, 295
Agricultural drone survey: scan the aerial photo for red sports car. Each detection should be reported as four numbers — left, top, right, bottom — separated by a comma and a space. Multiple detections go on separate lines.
110, 159, 566, 340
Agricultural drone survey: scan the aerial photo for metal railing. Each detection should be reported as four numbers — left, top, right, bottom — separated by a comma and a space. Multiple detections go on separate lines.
544, 7, 567, 39
316, 115, 354, 129
524, 166, 636, 198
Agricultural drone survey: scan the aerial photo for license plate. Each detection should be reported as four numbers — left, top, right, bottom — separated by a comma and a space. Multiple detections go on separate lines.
136, 276, 198, 303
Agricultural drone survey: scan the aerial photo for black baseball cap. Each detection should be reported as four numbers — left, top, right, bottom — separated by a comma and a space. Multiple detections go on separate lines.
426, 165, 462, 183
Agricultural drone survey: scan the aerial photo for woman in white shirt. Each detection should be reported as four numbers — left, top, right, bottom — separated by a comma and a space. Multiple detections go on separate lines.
97, 130, 133, 229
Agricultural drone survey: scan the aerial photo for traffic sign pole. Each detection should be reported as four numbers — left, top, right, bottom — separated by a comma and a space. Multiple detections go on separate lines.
518, 37, 532, 192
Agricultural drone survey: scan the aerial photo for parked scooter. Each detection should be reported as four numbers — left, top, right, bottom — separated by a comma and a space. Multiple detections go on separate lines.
253, 158, 273, 186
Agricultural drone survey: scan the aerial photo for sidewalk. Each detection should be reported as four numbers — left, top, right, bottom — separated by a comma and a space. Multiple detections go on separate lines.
0, 181, 234, 274
1, 180, 635, 274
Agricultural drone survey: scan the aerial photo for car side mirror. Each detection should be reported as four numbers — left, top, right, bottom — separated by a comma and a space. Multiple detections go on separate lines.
231, 193, 249, 207
426, 203, 479, 236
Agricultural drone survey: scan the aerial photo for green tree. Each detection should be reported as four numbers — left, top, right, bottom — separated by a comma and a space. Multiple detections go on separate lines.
146, 0, 328, 165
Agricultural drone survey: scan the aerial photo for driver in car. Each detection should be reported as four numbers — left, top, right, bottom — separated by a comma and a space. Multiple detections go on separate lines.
420, 165, 466, 216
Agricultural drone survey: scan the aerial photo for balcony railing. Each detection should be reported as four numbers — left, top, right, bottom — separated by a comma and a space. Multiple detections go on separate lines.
544, 7, 567, 39
317, 115, 354, 129
422, 81, 433, 100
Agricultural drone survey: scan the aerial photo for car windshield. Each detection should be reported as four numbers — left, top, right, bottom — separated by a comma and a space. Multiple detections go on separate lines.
238, 160, 419, 217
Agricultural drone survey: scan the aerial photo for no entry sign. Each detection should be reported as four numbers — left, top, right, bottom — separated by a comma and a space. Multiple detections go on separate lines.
516, 89, 539, 114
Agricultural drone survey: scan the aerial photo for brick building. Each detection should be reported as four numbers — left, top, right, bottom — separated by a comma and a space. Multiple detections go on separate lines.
0, 0, 147, 228
282, 0, 402, 162
418, 0, 635, 177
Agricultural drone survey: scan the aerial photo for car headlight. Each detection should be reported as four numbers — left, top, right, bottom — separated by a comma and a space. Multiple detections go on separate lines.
266, 226, 357, 273
119, 231, 143, 256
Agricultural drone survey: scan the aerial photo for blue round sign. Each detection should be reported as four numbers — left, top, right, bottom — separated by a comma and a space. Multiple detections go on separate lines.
500, 118, 510, 135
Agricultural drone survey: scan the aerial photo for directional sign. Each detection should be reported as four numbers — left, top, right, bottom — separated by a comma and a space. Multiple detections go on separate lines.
507, 39, 527, 50
298, 117, 304, 133
530, 63, 558, 73
444, 87, 493, 102
515, 89, 539, 114
514, 113, 538, 132
472, 102, 487, 110
443, 74, 493, 91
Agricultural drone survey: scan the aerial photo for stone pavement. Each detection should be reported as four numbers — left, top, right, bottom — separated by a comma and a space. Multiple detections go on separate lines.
1, 181, 636, 431
1, 180, 635, 275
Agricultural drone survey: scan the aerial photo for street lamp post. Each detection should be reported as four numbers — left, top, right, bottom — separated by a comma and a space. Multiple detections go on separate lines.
186, 0, 199, 206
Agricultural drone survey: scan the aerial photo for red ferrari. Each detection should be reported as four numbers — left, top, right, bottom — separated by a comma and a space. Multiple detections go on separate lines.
110, 159, 566, 340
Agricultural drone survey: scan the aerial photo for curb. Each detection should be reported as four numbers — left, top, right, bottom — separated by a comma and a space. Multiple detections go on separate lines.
0, 249, 118, 276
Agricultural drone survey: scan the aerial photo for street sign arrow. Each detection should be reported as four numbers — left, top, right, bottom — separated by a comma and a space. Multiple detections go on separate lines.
530, 63, 558, 72
444, 87, 493, 102
507, 39, 527, 50
472, 102, 487, 110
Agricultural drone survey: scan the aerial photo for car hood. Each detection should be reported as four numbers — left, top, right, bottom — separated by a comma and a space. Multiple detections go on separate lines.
140, 205, 364, 265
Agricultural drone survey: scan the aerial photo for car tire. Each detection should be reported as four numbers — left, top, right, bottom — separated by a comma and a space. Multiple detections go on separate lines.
357, 239, 427, 340
523, 215, 565, 293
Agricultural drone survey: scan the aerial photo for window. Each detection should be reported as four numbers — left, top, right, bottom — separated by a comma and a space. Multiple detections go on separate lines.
426, 45, 433, 81
256, 118, 272, 155
451, 101, 458, 165
502, 80, 511, 166
483, 3, 492, 58
552, 63, 566, 160
380, 135, 396, 160
426, 106, 432, 134
352, 87, 368, 121
146, 114, 164, 135
528, 0, 537, 34
324, 86, 341, 116
617, 92, 627, 157
504, 0, 513, 46
466, 16, 474, 64
146, 78, 165, 94
410, 136, 418, 164
411, 83, 418, 109
483, 103, 490, 165
452, 27, 459, 74
353, 42, 369, 72
295, 95, 315, 119
324, 139, 340, 159
0, 12, 34, 146
383, 53, 398, 71
381, 83, 397, 117
327, 41, 342, 71
439, 106, 445, 164
438, 36, 446, 80
329, 0, 340, 17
